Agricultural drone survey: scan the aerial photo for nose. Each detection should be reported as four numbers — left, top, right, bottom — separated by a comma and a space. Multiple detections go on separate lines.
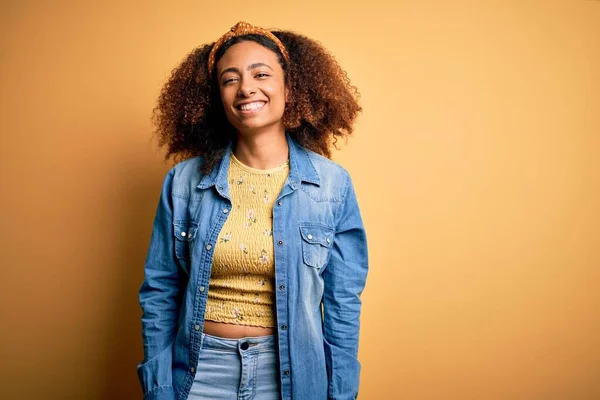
237, 77, 256, 98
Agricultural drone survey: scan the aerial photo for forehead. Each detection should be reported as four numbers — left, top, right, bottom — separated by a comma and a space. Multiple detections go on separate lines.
217, 41, 281, 71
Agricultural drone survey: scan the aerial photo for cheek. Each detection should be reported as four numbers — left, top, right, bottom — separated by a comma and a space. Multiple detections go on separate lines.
267, 83, 287, 105
220, 88, 235, 109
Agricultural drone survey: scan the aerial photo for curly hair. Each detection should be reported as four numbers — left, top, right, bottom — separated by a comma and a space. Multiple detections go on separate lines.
152, 29, 361, 174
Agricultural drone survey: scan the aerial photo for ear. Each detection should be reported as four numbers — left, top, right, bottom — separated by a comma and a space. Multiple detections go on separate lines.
284, 85, 291, 103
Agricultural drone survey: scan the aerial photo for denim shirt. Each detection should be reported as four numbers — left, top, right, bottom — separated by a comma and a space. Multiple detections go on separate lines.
137, 136, 369, 400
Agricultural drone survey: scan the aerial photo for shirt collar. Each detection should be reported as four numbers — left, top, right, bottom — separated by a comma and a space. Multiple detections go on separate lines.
197, 134, 321, 193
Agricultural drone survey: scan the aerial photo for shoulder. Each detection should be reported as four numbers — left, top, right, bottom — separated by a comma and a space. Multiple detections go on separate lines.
170, 156, 204, 179
167, 156, 205, 200
307, 149, 351, 179
301, 148, 354, 202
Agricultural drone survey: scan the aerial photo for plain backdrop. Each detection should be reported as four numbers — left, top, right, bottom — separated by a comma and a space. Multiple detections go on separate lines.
1, 1, 598, 399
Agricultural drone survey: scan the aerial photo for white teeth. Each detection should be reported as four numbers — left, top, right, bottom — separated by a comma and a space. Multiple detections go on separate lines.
239, 102, 265, 111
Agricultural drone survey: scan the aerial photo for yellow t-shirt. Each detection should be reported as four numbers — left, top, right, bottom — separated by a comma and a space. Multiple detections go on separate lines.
204, 153, 289, 327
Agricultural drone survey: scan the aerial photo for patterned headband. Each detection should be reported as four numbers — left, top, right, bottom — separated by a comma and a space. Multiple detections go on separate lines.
207, 21, 290, 78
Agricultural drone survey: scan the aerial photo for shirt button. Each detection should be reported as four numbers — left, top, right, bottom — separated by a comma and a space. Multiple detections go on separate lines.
277, 201, 282, 206
190, 366, 196, 373
281, 324, 287, 331
181, 232, 187, 237
283, 369, 290, 376
279, 284, 285, 291
307, 234, 313, 240
326, 238, 331, 244
199, 286, 205, 292
205, 244, 212, 250
194, 324, 200, 331
223, 208, 229, 214
277, 240, 283, 246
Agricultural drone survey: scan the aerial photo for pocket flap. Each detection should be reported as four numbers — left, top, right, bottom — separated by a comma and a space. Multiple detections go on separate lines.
173, 221, 198, 242
299, 224, 334, 248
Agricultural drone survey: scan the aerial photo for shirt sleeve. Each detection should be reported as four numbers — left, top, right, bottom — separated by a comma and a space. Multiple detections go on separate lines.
322, 172, 369, 400
137, 167, 182, 400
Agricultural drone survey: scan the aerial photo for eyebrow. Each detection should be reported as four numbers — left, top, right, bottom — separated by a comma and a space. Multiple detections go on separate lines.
219, 63, 273, 79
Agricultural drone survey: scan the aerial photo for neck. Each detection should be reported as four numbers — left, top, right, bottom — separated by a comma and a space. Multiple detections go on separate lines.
233, 129, 289, 170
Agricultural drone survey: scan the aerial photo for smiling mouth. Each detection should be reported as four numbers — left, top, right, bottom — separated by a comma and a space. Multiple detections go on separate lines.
236, 101, 266, 112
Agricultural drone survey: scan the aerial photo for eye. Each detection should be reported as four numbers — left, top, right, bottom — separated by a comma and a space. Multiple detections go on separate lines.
222, 77, 238, 85
255, 73, 270, 79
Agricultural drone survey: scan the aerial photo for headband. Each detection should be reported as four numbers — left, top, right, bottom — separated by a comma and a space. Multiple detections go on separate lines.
207, 21, 290, 78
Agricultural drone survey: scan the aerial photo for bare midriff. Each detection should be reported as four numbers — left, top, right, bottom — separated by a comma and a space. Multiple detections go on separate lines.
203, 320, 276, 338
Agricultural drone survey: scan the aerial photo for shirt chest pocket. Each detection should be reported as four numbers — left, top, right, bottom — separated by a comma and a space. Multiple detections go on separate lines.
173, 221, 198, 261
299, 224, 334, 269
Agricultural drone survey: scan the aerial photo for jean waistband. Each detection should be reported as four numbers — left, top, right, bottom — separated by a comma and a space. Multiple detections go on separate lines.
201, 333, 277, 353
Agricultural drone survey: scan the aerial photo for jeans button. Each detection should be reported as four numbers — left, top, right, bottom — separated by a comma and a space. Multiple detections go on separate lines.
240, 342, 249, 351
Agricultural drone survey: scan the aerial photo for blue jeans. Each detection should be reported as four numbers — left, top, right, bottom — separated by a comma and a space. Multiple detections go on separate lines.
187, 333, 280, 400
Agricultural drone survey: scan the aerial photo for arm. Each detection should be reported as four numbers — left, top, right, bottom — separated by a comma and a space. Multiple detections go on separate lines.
137, 168, 182, 400
322, 173, 369, 400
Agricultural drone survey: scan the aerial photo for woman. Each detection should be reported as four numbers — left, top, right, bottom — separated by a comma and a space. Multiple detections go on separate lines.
137, 21, 368, 400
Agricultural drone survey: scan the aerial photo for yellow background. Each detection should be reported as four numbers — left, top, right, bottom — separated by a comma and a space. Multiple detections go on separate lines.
1, 1, 598, 399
